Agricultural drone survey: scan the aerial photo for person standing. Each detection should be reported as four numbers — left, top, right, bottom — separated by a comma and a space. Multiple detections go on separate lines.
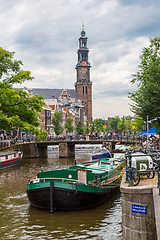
67, 132, 70, 140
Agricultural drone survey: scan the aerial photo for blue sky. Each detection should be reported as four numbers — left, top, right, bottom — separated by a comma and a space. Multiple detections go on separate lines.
0, 0, 159, 119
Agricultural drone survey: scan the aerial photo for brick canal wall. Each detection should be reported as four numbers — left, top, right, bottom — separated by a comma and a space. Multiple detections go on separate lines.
11, 143, 48, 158
120, 176, 157, 240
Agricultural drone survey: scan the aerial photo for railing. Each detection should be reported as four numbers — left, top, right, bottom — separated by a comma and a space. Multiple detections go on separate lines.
0, 140, 11, 150
30, 177, 87, 185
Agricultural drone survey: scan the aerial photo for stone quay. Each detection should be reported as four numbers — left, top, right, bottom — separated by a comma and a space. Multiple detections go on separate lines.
121, 175, 160, 240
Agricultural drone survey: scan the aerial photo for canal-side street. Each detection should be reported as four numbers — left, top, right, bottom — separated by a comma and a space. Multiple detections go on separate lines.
0, 151, 122, 240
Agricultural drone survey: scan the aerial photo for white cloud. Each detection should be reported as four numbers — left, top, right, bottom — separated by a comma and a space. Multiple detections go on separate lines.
0, 0, 160, 118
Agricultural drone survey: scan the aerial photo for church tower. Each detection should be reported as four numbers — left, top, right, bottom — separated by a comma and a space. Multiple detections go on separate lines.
75, 24, 92, 123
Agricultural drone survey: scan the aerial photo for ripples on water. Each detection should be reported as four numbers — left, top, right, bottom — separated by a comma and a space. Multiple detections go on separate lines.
0, 150, 122, 240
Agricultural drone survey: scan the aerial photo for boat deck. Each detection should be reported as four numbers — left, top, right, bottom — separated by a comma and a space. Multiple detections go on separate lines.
0, 150, 18, 156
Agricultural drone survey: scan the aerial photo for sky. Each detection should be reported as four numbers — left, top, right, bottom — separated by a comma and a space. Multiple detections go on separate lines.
0, 0, 160, 119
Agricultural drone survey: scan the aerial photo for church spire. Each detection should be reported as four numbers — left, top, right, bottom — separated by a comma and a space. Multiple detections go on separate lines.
75, 24, 92, 123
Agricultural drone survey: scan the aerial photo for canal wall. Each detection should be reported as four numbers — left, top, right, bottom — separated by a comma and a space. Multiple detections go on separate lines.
120, 175, 159, 240
11, 143, 48, 158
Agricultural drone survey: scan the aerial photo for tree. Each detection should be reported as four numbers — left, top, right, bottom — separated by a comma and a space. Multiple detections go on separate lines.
129, 37, 160, 129
34, 128, 48, 141
117, 116, 132, 133
76, 121, 84, 135
92, 118, 105, 133
109, 116, 120, 131
84, 120, 91, 134
64, 117, 74, 133
131, 115, 144, 132
117, 116, 125, 132
52, 112, 63, 136
0, 47, 44, 136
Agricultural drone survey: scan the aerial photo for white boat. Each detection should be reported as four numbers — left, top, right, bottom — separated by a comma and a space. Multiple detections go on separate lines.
92, 147, 112, 160
0, 149, 23, 169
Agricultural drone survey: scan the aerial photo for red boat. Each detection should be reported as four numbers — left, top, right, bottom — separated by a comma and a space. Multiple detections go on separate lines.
0, 149, 23, 169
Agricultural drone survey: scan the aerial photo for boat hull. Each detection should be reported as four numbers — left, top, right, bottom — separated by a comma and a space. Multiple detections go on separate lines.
92, 152, 111, 160
0, 158, 21, 169
0, 150, 23, 169
27, 181, 120, 211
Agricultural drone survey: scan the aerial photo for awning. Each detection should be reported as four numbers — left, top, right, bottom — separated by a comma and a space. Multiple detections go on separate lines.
138, 127, 159, 135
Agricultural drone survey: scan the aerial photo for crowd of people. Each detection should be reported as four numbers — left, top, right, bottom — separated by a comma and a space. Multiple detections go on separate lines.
0, 130, 159, 152
141, 134, 159, 150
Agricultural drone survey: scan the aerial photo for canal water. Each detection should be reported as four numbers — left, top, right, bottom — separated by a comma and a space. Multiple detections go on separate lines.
0, 150, 122, 240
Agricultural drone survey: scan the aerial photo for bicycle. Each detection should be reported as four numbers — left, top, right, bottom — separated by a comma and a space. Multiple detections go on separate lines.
126, 166, 140, 186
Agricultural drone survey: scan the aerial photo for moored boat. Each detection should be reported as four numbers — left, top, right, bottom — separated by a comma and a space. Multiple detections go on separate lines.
0, 149, 23, 169
27, 158, 123, 212
92, 147, 112, 160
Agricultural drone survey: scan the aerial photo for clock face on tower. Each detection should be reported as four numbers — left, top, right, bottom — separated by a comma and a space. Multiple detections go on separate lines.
82, 61, 86, 66
81, 68, 87, 79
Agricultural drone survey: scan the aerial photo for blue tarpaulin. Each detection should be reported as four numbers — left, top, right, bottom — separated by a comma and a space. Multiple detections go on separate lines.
138, 127, 159, 135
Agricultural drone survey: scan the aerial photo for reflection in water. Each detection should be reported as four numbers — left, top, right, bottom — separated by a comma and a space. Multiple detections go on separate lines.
0, 151, 122, 240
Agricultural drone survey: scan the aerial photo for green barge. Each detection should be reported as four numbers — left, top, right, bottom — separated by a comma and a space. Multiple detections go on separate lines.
27, 158, 123, 212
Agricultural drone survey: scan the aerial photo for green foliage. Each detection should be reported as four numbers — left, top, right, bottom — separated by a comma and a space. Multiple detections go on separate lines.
33, 128, 48, 141
0, 47, 33, 84
117, 116, 125, 132
84, 120, 91, 134
109, 116, 120, 131
76, 121, 84, 135
129, 37, 160, 128
0, 47, 45, 137
90, 123, 95, 134
52, 112, 63, 136
116, 116, 132, 132
125, 119, 132, 132
64, 117, 74, 133
131, 115, 144, 132
92, 118, 105, 133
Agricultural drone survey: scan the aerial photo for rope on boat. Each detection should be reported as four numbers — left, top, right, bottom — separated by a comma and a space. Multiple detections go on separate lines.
87, 172, 122, 188
87, 180, 120, 188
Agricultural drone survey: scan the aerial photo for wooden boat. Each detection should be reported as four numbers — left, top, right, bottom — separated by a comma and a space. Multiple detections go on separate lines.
0, 149, 23, 169
92, 147, 112, 160
27, 158, 123, 212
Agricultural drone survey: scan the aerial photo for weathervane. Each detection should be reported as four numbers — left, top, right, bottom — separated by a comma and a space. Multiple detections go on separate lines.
82, 21, 84, 31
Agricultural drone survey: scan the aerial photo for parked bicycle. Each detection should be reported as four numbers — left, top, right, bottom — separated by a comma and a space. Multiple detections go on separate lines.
125, 150, 155, 186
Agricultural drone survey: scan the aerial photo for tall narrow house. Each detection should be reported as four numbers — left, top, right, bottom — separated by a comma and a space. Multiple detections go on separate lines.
75, 24, 92, 123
